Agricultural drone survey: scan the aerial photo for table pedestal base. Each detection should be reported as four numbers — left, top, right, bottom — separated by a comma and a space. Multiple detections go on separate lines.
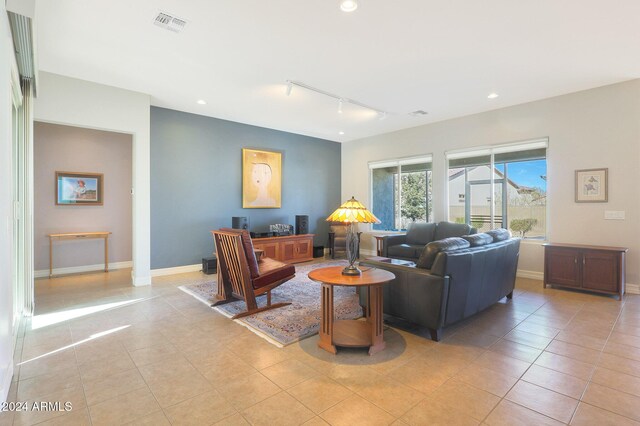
318, 283, 386, 355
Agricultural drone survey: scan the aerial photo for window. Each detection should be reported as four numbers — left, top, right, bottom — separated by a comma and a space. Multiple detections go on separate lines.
370, 156, 432, 231
447, 139, 547, 239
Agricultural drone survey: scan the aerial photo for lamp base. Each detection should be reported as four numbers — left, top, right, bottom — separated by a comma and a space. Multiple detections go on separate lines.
342, 265, 361, 276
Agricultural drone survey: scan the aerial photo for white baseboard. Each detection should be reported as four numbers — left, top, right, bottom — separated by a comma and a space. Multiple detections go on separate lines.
360, 249, 377, 257
517, 269, 544, 280
34, 261, 133, 278
627, 283, 639, 295
150, 263, 202, 277
0, 361, 14, 403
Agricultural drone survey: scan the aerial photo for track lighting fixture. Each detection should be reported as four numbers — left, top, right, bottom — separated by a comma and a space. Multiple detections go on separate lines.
284, 80, 388, 118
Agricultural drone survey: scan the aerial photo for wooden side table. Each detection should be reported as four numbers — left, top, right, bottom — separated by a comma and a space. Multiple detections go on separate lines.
48, 232, 112, 278
372, 235, 385, 256
308, 266, 395, 355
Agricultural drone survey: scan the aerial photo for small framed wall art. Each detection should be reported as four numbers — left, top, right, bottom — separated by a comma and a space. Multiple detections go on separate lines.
56, 171, 104, 205
242, 148, 282, 208
575, 168, 608, 203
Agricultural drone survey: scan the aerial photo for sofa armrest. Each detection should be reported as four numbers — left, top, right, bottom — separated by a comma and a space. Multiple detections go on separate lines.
381, 234, 407, 257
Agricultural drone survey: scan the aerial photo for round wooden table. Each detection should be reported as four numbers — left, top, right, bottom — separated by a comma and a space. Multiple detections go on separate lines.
308, 266, 395, 355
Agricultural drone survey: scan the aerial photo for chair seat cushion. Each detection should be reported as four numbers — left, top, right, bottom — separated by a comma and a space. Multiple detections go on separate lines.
253, 258, 296, 289
387, 244, 423, 259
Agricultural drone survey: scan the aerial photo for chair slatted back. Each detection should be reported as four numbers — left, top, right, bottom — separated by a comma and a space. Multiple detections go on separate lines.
213, 230, 253, 299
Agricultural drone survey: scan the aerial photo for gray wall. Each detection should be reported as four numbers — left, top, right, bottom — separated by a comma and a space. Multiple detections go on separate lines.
34, 122, 133, 270
150, 107, 341, 269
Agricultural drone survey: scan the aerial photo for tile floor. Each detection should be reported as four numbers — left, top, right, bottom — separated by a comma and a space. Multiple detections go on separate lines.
1, 262, 640, 425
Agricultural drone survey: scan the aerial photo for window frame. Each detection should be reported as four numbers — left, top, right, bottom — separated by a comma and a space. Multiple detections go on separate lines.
369, 154, 433, 231
446, 139, 548, 239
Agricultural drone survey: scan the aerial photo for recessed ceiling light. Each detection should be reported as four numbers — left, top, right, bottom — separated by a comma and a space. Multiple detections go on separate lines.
340, 0, 358, 12
339, 131, 345, 135
197, 99, 207, 105
488, 93, 499, 99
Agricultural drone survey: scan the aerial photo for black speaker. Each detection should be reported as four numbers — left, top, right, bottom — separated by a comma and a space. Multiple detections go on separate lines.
202, 256, 217, 275
295, 215, 309, 235
232, 216, 249, 230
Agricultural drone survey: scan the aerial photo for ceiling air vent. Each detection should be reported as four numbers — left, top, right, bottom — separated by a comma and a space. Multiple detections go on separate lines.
153, 11, 187, 33
409, 110, 429, 116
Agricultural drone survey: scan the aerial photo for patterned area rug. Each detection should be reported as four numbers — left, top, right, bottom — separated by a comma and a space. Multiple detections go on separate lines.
179, 260, 363, 347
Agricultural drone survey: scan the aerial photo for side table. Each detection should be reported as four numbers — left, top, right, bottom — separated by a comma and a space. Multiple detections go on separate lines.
372, 235, 385, 256
308, 266, 395, 355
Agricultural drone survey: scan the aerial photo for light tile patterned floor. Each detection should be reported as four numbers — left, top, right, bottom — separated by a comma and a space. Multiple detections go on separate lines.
2, 262, 640, 425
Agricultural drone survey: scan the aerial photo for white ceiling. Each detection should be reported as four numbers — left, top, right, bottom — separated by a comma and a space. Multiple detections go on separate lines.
35, 0, 640, 142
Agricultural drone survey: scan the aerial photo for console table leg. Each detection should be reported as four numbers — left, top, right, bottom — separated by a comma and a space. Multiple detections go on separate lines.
318, 283, 337, 354
104, 236, 109, 272
368, 284, 385, 355
49, 237, 53, 278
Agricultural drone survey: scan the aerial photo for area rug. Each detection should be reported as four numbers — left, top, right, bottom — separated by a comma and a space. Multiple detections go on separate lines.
178, 260, 363, 347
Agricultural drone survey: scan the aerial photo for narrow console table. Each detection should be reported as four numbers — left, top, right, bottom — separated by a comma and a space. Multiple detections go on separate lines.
308, 266, 395, 355
48, 232, 112, 278
252, 234, 314, 264
543, 242, 627, 300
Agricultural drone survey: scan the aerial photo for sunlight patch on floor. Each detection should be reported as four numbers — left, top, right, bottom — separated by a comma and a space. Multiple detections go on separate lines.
30, 298, 146, 330
18, 325, 131, 365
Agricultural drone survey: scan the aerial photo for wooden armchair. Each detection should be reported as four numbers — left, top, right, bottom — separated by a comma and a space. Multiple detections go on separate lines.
211, 229, 294, 319
328, 223, 362, 259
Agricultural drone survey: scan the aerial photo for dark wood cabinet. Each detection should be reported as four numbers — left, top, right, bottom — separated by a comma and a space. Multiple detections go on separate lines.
252, 234, 314, 264
543, 243, 627, 300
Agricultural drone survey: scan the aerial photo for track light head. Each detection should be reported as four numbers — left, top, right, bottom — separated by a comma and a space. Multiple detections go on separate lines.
286, 81, 293, 96
338, 98, 344, 114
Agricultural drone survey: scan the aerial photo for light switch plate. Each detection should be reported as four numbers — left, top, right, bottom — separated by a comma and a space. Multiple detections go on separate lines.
604, 211, 625, 220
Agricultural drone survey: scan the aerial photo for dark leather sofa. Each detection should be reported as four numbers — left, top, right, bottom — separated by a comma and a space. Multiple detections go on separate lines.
361, 229, 520, 341
382, 221, 477, 261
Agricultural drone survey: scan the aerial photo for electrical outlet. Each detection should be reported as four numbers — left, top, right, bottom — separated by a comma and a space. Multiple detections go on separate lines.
604, 211, 625, 220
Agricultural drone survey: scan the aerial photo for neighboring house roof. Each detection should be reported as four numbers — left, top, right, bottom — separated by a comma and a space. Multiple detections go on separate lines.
448, 165, 521, 190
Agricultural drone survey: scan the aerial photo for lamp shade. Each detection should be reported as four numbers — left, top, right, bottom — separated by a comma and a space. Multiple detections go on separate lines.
326, 196, 380, 224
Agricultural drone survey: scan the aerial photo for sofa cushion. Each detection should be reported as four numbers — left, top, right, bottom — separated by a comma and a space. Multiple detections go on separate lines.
416, 237, 471, 269
388, 244, 422, 259
253, 257, 295, 289
486, 228, 512, 242
461, 233, 493, 247
406, 223, 436, 245
434, 221, 472, 241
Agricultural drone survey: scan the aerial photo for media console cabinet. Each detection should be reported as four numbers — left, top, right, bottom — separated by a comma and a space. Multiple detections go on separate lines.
543, 242, 627, 300
252, 234, 314, 264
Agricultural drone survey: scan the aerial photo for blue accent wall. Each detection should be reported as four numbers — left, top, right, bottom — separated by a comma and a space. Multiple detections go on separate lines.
150, 107, 342, 269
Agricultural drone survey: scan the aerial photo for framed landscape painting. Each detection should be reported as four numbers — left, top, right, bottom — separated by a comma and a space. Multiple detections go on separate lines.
56, 171, 104, 205
575, 168, 608, 203
242, 148, 282, 208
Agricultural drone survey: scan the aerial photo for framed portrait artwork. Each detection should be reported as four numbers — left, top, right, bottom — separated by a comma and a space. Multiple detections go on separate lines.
575, 168, 608, 203
242, 148, 282, 208
56, 171, 104, 205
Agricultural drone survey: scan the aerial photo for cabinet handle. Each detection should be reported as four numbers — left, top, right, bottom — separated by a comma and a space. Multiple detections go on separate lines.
583, 258, 586, 265
574, 257, 577, 264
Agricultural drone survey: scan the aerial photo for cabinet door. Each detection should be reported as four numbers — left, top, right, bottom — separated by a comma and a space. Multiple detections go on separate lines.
281, 241, 297, 261
545, 247, 580, 287
582, 251, 619, 292
253, 242, 279, 260
295, 238, 312, 259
